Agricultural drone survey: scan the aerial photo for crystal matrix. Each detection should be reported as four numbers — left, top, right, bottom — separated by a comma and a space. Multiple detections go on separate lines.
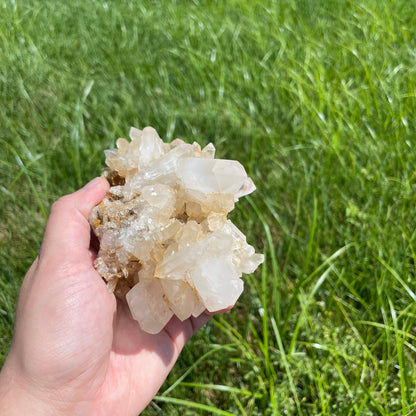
89, 127, 264, 334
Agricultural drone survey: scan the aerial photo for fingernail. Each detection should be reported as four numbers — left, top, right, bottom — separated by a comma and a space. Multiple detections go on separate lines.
84, 177, 103, 190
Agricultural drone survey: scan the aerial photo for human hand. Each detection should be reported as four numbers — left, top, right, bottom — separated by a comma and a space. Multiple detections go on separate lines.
0, 177, 211, 416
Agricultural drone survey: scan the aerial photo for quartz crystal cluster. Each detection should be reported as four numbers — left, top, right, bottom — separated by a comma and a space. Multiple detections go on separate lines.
89, 126, 264, 334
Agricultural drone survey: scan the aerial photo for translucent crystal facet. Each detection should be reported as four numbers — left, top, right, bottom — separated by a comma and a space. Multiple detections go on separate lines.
90, 126, 264, 334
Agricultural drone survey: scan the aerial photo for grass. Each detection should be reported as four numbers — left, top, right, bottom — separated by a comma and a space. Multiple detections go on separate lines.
1, 0, 416, 414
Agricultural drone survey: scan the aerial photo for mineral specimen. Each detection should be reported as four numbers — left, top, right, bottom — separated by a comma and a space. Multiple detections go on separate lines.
89, 126, 264, 334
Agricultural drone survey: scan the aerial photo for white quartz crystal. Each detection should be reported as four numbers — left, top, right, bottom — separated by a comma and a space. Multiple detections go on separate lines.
90, 126, 264, 334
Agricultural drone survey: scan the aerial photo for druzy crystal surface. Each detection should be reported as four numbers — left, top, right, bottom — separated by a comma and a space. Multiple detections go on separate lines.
89, 127, 264, 334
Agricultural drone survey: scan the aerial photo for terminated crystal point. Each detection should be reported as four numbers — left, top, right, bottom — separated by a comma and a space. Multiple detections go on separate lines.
89, 126, 264, 334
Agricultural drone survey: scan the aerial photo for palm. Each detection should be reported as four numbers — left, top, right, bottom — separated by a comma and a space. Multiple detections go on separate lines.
88, 289, 208, 416
16, 249, 207, 416
6, 179, 209, 416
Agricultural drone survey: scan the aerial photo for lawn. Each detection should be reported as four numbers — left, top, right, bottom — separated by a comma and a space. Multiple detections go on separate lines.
1, 0, 416, 414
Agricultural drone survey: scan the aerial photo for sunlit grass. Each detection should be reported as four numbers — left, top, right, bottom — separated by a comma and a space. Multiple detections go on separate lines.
2, 0, 416, 414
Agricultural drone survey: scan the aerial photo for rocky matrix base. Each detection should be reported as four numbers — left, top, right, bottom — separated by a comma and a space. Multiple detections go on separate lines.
89, 127, 264, 334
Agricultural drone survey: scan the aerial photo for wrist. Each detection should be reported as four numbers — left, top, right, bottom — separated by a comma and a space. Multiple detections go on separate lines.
0, 358, 89, 416
0, 359, 51, 416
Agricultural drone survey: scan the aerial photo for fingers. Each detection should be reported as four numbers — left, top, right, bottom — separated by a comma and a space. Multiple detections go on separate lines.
162, 312, 212, 356
39, 177, 109, 265
190, 311, 212, 332
204, 305, 233, 316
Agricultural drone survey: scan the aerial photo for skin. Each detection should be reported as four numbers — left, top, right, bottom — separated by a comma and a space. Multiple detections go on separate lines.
0, 177, 213, 416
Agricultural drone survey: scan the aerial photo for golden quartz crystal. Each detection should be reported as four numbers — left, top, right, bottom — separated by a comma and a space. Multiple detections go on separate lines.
89, 127, 264, 334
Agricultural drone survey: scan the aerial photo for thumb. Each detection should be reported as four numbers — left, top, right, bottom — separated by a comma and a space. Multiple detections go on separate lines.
39, 177, 109, 265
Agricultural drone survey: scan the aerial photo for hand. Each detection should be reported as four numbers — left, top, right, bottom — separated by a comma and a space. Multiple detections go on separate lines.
0, 177, 211, 416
